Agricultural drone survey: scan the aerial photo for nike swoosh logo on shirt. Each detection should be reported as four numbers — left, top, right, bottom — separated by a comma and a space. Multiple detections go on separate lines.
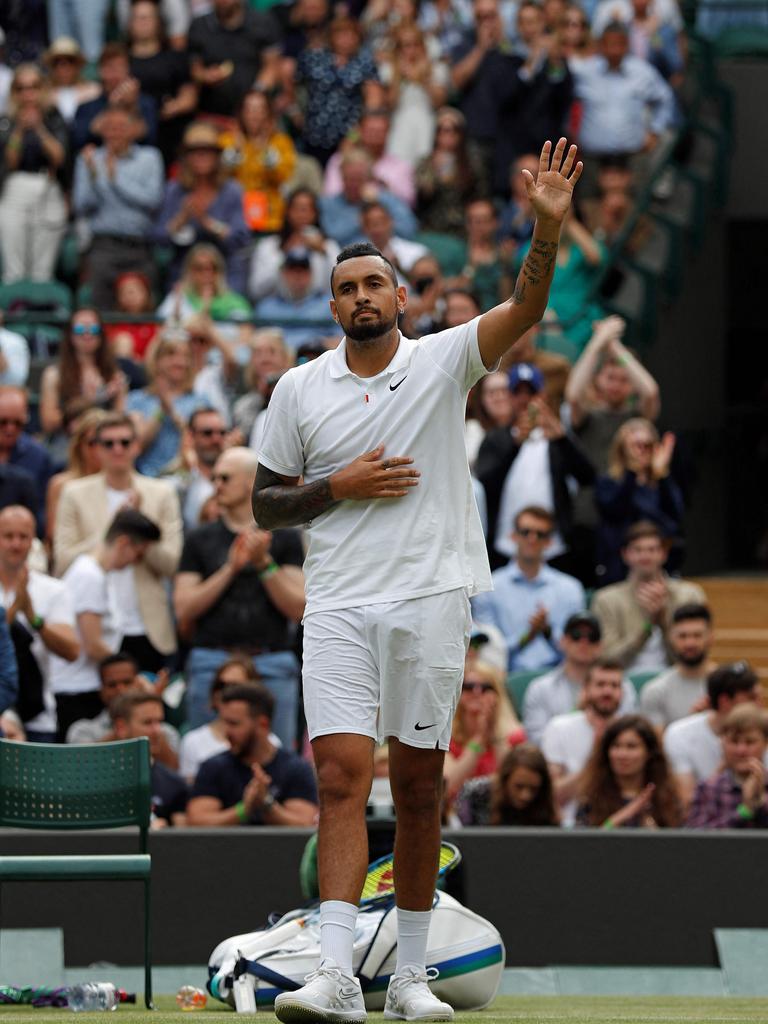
414, 722, 436, 731
389, 376, 408, 391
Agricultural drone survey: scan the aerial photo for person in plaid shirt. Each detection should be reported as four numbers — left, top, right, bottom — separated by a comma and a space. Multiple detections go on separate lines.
686, 704, 768, 829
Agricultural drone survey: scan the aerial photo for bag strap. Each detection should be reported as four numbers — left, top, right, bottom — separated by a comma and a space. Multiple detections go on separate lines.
236, 956, 302, 992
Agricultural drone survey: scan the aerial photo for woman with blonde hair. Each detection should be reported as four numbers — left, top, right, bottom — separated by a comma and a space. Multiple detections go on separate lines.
157, 242, 252, 325
0, 63, 69, 283
126, 333, 208, 476
595, 417, 684, 583
232, 328, 293, 440
444, 660, 526, 803
45, 407, 107, 554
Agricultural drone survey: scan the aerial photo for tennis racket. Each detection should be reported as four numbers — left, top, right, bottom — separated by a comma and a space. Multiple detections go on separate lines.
359, 841, 461, 907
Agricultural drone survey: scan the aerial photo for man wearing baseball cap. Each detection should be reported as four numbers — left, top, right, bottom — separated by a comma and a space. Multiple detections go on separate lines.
523, 610, 637, 744
475, 363, 594, 568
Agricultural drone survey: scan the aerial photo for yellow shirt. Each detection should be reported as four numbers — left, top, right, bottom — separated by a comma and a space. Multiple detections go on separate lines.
220, 130, 297, 233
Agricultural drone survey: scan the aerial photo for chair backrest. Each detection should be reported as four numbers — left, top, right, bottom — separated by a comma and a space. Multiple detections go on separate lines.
0, 738, 151, 847
506, 670, 545, 717
0, 280, 73, 316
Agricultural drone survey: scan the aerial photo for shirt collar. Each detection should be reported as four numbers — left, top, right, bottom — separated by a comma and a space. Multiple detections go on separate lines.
328, 332, 415, 380
507, 560, 549, 584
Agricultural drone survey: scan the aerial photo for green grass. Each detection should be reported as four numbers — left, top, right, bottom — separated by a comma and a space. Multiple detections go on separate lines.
3, 995, 768, 1023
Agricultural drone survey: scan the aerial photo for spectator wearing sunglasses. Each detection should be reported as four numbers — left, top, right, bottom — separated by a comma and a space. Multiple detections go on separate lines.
0, 386, 54, 537
523, 611, 637, 744
444, 660, 526, 808
171, 407, 229, 532
53, 412, 183, 675
472, 505, 586, 673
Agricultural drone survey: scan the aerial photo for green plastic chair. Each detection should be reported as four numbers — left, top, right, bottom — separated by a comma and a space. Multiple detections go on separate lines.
0, 738, 154, 1008
506, 670, 545, 717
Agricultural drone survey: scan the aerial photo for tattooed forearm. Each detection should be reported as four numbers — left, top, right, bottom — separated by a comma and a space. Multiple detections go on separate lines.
511, 239, 559, 307
252, 463, 339, 529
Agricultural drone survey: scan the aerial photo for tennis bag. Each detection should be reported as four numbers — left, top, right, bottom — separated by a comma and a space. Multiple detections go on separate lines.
207, 890, 505, 1011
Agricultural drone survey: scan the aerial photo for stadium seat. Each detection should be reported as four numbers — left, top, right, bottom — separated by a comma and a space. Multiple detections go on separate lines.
414, 232, 467, 277
628, 670, 660, 694
506, 669, 545, 717
0, 738, 154, 1008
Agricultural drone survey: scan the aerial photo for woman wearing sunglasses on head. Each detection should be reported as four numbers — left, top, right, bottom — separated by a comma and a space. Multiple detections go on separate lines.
443, 660, 526, 807
39, 308, 128, 453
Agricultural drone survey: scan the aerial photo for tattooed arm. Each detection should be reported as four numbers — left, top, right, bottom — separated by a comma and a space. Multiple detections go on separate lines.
478, 137, 582, 368
252, 445, 422, 529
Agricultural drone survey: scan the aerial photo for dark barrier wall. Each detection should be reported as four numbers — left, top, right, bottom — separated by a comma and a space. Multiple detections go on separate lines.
3, 828, 768, 968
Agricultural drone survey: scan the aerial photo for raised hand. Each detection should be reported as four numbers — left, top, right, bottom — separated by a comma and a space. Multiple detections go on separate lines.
652, 431, 676, 479
330, 444, 420, 501
522, 138, 582, 225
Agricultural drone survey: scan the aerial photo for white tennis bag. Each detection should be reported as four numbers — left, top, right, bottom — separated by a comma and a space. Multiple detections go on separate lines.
208, 891, 505, 1011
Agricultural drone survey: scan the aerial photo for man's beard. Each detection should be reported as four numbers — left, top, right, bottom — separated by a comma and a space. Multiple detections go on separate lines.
677, 649, 707, 668
343, 308, 397, 344
590, 701, 619, 719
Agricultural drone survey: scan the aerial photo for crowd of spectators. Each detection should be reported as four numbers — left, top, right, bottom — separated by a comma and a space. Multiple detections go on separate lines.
0, 0, 763, 835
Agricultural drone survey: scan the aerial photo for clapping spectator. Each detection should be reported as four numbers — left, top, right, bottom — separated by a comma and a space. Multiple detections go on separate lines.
0, 65, 69, 285
324, 108, 416, 208
126, 0, 198, 165
293, 17, 381, 167
72, 43, 157, 152
45, 37, 100, 124
126, 335, 208, 478
188, 0, 281, 120
154, 123, 251, 293
39, 308, 128, 448
595, 418, 684, 582
360, 202, 430, 282
558, 5, 595, 65
116, 0, 190, 50
105, 272, 161, 361
158, 243, 252, 327
378, 25, 449, 167
219, 90, 296, 234
178, 655, 259, 783
457, 199, 514, 312
498, 153, 538, 252
249, 188, 340, 304
591, 520, 706, 671
472, 505, 586, 672
232, 330, 293, 441
686, 705, 768, 829
456, 743, 560, 826
415, 107, 488, 236
575, 713, 682, 827
184, 314, 237, 420
443, 661, 525, 804
73, 107, 164, 311
320, 147, 417, 248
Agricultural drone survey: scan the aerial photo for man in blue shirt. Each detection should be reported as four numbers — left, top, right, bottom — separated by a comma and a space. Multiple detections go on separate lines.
472, 504, 586, 671
0, 387, 53, 536
571, 22, 675, 192
255, 248, 342, 351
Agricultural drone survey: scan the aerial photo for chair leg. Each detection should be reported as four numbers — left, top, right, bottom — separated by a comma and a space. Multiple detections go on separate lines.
144, 877, 154, 1010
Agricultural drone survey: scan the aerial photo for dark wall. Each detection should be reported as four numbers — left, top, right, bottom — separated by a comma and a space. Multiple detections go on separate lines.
3, 828, 768, 968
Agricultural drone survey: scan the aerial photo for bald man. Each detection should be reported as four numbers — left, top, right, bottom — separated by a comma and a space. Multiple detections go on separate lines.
173, 447, 306, 744
0, 505, 79, 741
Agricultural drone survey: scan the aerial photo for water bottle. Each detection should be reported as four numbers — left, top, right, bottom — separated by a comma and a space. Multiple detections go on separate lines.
176, 986, 207, 1011
67, 983, 120, 1012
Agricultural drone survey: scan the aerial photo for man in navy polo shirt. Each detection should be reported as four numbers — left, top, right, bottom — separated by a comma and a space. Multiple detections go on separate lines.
186, 683, 318, 826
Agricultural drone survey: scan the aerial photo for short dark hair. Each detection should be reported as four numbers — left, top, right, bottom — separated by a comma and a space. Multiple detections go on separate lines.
623, 520, 664, 548
514, 505, 555, 531
95, 411, 136, 442
188, 407, 223, 432
98, 651, 139, 681
110, 690, 163, 724
220, 682, 275, 721
360, 200, 390, 220
602, 19, 629, 36
330, 242, 398, 295
586, 657, 624, 681
707, 662, 759, 711
99, 42, 129, 65
672, 603, 712, 626
104, 508, 161, 545
444, 288, 481, 313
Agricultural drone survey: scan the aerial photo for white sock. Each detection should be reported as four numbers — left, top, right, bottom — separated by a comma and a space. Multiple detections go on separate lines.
395, 907, 432, 976
320, 900, 358, 974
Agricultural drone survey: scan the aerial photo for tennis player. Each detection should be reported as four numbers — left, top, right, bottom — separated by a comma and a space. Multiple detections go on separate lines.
253, 139, 582, 1023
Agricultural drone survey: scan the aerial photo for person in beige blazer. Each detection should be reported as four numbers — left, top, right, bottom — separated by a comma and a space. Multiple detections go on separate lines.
53, 412, 182, 667
591, 520, 705, 672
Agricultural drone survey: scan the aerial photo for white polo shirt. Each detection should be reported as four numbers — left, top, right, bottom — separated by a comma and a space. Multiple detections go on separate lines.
258, 317, 493, 614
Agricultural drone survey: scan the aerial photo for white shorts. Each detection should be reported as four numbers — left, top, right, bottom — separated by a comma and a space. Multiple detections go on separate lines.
302, 589, 471, 750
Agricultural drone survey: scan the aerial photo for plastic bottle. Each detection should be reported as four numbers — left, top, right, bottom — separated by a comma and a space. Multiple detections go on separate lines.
67, 983, 121, 1012
176, 986, 207, 1011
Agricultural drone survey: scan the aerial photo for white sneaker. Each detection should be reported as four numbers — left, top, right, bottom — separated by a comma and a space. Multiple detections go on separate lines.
274, 959, 367, 1023
384, 967, 453, 1021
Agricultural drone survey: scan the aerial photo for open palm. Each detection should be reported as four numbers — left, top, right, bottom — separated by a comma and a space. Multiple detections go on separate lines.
523, 138, 582, 224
